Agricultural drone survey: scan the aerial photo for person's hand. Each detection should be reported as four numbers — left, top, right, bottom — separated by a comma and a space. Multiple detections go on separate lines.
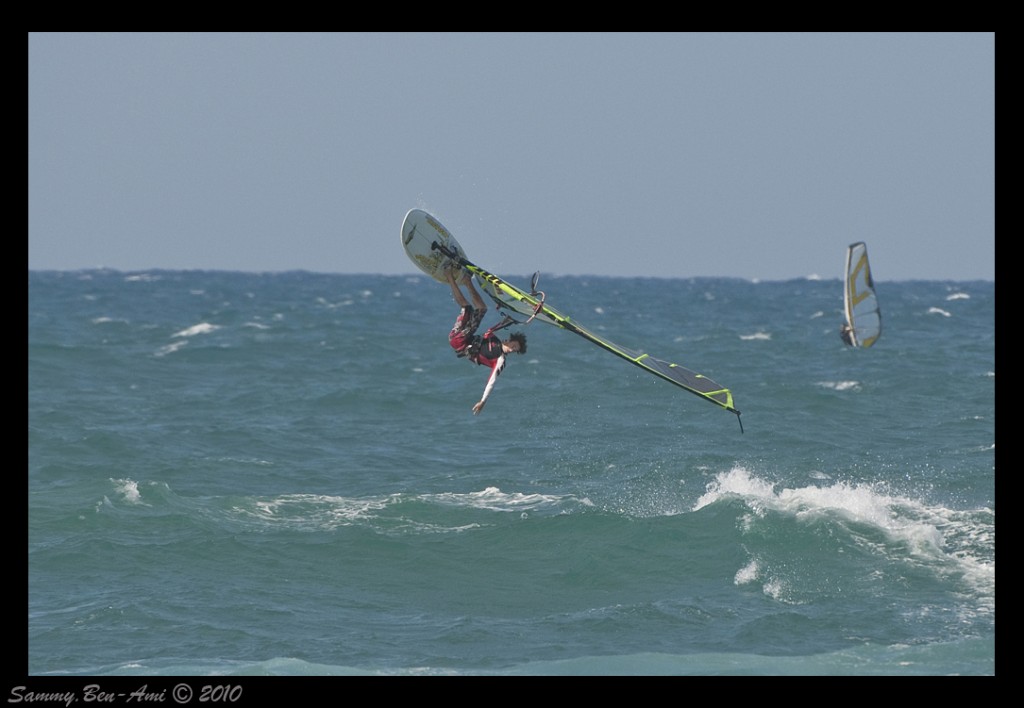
472, 400, 486, 415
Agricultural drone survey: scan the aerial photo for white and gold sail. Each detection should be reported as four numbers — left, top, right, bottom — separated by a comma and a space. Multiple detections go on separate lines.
844, 241, 882, 348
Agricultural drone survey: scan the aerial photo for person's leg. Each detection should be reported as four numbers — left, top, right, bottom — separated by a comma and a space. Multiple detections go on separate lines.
447, 268, 470, 309
461, 270, 487, 312
447, 268, 475, 353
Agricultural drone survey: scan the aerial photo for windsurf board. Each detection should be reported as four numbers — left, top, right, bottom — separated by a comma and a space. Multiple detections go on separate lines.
401, 209, 468, 283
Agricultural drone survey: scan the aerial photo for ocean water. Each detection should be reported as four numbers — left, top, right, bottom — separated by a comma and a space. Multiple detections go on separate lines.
27, 270, 994, 678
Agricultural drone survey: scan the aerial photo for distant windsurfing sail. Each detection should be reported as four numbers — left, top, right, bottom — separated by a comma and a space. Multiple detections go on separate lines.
431, 241, 742, 431
843, 241, 882, 348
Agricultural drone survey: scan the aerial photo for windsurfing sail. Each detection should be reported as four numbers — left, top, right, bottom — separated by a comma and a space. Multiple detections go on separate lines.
431, 241, 743, 431
842, 241, 882, 348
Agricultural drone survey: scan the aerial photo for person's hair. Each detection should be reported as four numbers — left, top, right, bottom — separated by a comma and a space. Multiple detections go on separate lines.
508, 331, 527, 354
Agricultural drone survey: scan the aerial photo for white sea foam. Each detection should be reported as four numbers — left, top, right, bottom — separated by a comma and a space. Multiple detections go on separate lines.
697, 467, 995, 597
425, 486, 574, 512
172, 322, 220, 337
154, 340, 188, 357
817, 380, 860, 391
110, 478, 148, 506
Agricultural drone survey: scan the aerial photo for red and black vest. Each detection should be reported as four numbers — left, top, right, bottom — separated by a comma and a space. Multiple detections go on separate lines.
467, 333, 503, 369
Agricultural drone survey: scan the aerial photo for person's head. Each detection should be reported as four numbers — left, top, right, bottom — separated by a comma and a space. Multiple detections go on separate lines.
505, 331, 527, 355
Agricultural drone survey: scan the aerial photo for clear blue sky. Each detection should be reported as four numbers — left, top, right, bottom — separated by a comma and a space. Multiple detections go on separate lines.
28, 32, 994, 281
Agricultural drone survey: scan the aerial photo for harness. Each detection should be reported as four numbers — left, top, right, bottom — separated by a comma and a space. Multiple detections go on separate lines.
457, 314, 518, 360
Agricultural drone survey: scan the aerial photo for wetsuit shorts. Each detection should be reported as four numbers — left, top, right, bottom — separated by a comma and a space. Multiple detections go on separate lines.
449, 305, 485, 353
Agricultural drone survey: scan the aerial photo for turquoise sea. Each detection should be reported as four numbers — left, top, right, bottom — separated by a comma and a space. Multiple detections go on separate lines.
26, 269, 994, 683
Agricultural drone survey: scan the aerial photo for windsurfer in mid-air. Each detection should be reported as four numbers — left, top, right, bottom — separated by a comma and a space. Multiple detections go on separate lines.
839, 322, 855, 346
445, 266, 527, 415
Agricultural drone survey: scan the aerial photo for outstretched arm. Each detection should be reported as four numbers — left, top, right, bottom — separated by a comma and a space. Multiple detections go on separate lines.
472, 355, 506, 415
